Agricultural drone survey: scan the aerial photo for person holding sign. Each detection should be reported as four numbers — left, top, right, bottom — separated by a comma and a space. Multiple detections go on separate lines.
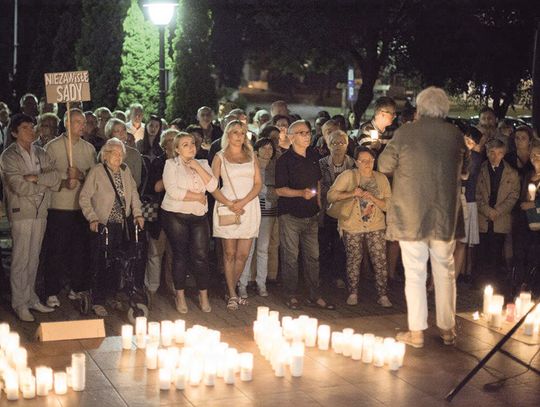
42, 108, 97, 308
0, 114, 60, 321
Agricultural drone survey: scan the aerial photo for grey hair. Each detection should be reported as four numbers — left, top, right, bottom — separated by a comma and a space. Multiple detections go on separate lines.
328, 129, 349, 146
287, 119, 310, 134
63, 108, 84, 126
416, 86, 450, 119
104, 118, 126, 139
129, 103, 143, 115
100, 137, 126, 162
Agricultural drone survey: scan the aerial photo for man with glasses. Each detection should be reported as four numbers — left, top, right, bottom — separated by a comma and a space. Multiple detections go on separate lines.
275, 120, 336, 311
358, 96, 397, 154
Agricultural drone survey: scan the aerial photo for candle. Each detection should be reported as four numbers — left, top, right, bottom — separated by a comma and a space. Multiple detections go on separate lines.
22, 375, 35, 399
528, 183, 537, 201
519, 292, 532, 317
483, 285, 493, 318
388, 344, 400, 371
524, 314, 534, 336
305, 318, 318, 347
383, 338, 395, 365
12, 347, 27, 370
351, 334, 363, 361
165, 347, 180, 371
35, 366, 49, 396
0, 323, 10, 349
396, 342, 406, 367
54, 371, 68, 395
121, 325, 133, 350
71, 353, 86, 391
317, 325, 331, 350
373, 341, 385, 367
342, 328, 354, 357
240, 353, 253, 381
269, 310, 280, 322
332, 332, 344, 354
257, 306, 270, 321
362, 334, 374, 364
146, 344, 158, 370
472, 311, 480, 320
224, 348, 237, 384
5, 332, 20, 362
204, 361, 216, 386
310, 188, 317, 196
5, 372, 19, 401
161, 320, 173, 347
159, 368, 171, 390
148, 322, 160, 345
18, 367, 32, 391
489, 304, 503, 329
174, 319, 185, 344
158, 348, 168, 369
174, 368, 186, 390
290, 342, 304, 377
274, 348, 287, 377
189, 363, 203, 386
369, 129, 379, 140
506, 304, 516, 323
135, 317, 147, 348
66, 367, 72, 388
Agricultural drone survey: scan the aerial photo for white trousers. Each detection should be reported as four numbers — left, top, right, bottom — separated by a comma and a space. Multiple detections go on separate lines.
399, 239, 456, 331
10, 218, 47, 310
144, 230, 167, 293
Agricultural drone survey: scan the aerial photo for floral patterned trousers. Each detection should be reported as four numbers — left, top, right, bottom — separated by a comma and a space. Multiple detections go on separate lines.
342, 229, 388, 297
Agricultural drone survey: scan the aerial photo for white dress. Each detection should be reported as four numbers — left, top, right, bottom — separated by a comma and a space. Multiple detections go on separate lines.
213, 152, 261, 239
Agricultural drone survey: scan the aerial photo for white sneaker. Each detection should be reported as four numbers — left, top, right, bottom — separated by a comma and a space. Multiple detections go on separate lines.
68, 290, 81, 300
46, 295, 60, 308
238, 285, 248, 299
378, 295, 393, 308
258, 285, 268, 297
16, 307, 35, 322
29, 302, 55, 313
346, 294, 358, 305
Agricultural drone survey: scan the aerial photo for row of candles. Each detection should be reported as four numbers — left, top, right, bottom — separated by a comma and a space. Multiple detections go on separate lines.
252, 306, 406, 375
0, 323, 86, 401
122, 317, 255, 390
480, 286, 540, 335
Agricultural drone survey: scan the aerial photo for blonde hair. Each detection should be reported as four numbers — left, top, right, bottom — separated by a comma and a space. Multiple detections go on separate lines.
221, 120, 253, 158
172, 131, 195, 157
328, 129, 348, 146
160, 128, 180, 149
104, 118, 126, 139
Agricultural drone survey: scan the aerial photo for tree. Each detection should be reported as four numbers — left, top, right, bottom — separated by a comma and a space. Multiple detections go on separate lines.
76, 0, 130, 109
50, 1, 82, 72
167, 0, 217, 121
116, 0, 160, 114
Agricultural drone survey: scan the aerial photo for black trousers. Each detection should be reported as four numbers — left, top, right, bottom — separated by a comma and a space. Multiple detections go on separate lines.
161, 209, 210, 291
319, 214, 346, 282
43, 209, 91, 296
478, 230, 506, 290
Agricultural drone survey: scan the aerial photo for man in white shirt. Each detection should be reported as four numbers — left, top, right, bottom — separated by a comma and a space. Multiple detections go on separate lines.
126, 103, 145, 142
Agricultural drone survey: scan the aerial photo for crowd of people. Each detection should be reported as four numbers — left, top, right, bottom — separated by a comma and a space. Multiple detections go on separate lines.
0, 88, 538, 349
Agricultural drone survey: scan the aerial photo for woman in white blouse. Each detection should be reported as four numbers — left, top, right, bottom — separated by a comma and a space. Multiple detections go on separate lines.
161, 132, 218, 313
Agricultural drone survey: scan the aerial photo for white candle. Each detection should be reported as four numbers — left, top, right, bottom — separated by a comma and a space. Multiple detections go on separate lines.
54, 371, 67, 395
71, 353, 86, 392
22, 375, 35, 399
204, 360, 216, 386
161, 320, 174, 347
257, 306, 270, 321
281, 316, 293, 339
5, 332, 20, 361
373, 341, 385, 367
383, 338, 395, 365
12, 347, 27, 370
0, 323, 10, 349
489, 304, 503, 329
35, 366, 49, 396
174, 319, 186, 344
369, 129, 379, 140
351, 334, 363, 361
5, 373, 19, 401
528, 183, 537, 201
158, 348, 168, 369
224, 348, 237, 384
305, 318, 318, 347
66, 367, 72, 388
146, 344, 158, 370
524, 314, 534, 336
135, 317, 147, 348
362, 334, 375, 364
317, 325, 331, 350
519, 292, 532, 317
240, 353, 253, 381
483, 285, 493, 318
332, 332, 344, 354
18, 367, 32, 391
174, 368, 186, 390
165, 347, 180, 371
159, 368, 171, 390
148, 322, 160, 345
121, 325, 133, 350
396, 342, 406, 367
388, 344, 400, 371
189, 363, 203, 386
290, 342, 304, 377
342, 328, 354, 357
269, 310, 280, 322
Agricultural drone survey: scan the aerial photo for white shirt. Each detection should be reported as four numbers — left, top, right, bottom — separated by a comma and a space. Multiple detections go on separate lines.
161, 157, 218, 216
126, 121, 145, 142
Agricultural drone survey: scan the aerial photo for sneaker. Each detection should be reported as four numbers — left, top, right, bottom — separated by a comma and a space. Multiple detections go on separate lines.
377, 296, 393, 308
335, 279, 346, 289
16, 307, 35, 322
238, 285, 248, 299
257, 285, 269, 297
92, 305, 109, 317
29, 302, 55, 313
68, 290, 81, 300
346, 294, 358, 305
439, 328, 457, 346
46, 295, 60, 308
396, 331, 424, 348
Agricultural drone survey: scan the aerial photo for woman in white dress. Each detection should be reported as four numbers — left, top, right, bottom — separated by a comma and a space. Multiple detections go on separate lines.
212, 120, 262, 310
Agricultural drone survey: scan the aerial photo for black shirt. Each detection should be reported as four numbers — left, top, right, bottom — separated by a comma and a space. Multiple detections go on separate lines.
275, 146, 322, 218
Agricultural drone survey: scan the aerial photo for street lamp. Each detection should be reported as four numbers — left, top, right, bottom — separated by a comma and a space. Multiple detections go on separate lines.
144, 0, 177, 118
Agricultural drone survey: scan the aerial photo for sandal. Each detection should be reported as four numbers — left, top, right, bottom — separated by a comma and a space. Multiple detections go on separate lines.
237, 297, 249, 306
285, 297, 302, 310
305, 298, 336, 310
226, 296, 239, 311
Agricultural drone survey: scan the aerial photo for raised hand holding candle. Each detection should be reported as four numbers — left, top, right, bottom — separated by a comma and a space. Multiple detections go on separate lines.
528, 183, 537, 201
369, 129, 379, 140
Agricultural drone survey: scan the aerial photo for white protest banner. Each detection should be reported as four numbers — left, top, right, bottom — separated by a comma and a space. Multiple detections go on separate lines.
44, 71, 91, 104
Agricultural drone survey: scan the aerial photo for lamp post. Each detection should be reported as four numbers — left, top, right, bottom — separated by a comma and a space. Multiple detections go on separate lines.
144, 0, 177, 118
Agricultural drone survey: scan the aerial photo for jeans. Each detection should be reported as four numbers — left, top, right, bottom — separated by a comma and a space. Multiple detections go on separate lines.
144, 229, 167, 293
279, 213, 320, 299
161, 209, 210, 290
400, 240, 456, 331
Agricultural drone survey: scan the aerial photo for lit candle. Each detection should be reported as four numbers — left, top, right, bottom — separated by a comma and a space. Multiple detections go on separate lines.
121, 325, 133, 350
161, 320, 174, 347
223, 348, 238, 384
35, 366, 49, 396
54, 371, 68, 395
189, 363, 202, 386
18, 367, 32, 391
388, 344, 400, 371
12, 347, 27, 370
174, 319, 186, 344
332, 332, 344, 354
342, 328, 354, 357
5, 372, 19, 401
396, 342, 406, 367
362, 334, 375, 364
523, 314, 534, 336
240, 353, 253, 381
135, 317, 147, 349
157, 348, 168, 369
146, 344, 158, 370
383, 337, 395, 365
159, 368, 171, 390
317, 325, 331, 350
290, 342, 304, 377
256, 306, 270, 321
204, 360, 216, 386
489, 304, 503, 329
66, 367, 72, 388
5, 332, 20, 361
0, 322, 10, 349
528, 183, 537, 201
373, 341, 385, 367
369, 129, 379, 140
274, 348, 287, 377
483, 285, 493, 318
269, 310, 280, 322
472, 311, 480, 321
305, 318, 318, 347
21, 375, 35, 399
519, 292, 532, 316
505, 304, 516, 323
174, 368, 186, 390
71, 353, 86, 391
350, 334, 363, 361
148, 322, 160, 345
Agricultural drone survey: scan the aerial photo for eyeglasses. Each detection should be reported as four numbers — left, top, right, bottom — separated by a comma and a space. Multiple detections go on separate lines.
293, 130, 311, 136
330, 141, 347, 146
357, 159, 374, 164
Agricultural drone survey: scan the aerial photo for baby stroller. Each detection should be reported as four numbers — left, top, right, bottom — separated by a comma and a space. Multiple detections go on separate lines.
79, 223, 149, 323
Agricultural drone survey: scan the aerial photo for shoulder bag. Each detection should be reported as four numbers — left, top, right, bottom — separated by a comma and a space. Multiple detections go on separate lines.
104, 165, 134, 241
326, 170, 359, 221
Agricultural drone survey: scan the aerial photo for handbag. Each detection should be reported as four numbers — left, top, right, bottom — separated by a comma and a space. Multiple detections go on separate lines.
217, 154, 242, 226
104, 165, 133, 241
141, 197, 160, 222
326, 170, 359, 221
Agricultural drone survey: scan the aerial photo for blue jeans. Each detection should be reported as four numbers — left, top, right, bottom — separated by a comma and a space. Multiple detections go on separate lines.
279, 213, 321, 299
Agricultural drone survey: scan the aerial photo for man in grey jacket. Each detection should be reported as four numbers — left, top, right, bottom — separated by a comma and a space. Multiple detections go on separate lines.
378, 87, 466, 348
0, 114, 60, 321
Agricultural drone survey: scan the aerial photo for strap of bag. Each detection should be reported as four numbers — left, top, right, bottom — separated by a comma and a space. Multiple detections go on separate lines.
221, 153, 239, 201
104, 164, 127, 219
